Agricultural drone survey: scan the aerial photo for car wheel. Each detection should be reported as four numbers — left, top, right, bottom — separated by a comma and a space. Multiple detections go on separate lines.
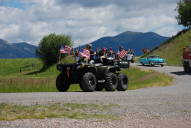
149, 62, 154, 66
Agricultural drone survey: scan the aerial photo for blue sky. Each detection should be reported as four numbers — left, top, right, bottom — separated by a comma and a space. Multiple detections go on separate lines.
0, 0, 183, 46
0, 0, 24, 8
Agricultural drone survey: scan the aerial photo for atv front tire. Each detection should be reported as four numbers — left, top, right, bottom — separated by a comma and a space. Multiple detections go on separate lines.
56, 73, 70, 92
80, 72, 96, 92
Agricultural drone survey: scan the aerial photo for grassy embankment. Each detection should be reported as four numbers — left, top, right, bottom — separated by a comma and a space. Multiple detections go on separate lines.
0, 56, 172, 92
146, 29, 191, 66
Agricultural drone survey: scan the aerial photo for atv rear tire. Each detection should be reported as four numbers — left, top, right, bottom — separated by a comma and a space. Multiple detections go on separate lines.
80, 72, 96, 92
117, 73, 128, 91
105, 72, 118, 91
56, 74, 70, 92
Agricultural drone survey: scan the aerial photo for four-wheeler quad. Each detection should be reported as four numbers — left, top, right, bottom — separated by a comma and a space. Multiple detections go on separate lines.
56, 57, 128, 92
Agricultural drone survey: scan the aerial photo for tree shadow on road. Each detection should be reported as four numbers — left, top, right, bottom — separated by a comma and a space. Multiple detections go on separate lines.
171, 71, 191, 76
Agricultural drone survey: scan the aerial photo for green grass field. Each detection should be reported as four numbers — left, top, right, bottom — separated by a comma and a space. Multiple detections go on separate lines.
147, 29, 191, 66
0, 57, 173, 92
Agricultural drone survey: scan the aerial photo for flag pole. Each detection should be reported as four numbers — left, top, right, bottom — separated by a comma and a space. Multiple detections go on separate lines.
58, 45, 63, 64
58, 50, 61, 64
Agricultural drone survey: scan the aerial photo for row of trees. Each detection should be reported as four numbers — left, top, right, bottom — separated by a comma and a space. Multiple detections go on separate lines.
36, 0, 191, 69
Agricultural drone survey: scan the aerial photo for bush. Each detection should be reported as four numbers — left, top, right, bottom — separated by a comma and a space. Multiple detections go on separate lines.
37, 33, 73, 67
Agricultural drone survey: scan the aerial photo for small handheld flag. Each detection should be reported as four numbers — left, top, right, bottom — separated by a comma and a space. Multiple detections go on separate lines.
79, 48, 90, 59
118, 50, 128, 58
59, 45, 72, 54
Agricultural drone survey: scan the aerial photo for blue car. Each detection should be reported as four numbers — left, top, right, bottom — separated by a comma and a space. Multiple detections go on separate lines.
139, 55, 165, 67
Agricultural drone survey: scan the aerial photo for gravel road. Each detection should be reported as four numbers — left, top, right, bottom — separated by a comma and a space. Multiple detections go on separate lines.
0, 63, 191, 128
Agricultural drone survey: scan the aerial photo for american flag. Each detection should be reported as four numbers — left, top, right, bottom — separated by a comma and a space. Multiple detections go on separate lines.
79, 48, 90, 59
59, 45, 72, 54
118, 49, 128, 58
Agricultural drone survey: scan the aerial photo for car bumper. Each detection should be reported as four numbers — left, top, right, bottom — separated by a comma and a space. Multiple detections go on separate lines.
151, 62, 165, 65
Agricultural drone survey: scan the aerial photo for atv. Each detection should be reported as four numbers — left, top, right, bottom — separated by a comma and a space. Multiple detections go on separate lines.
56, 57, 128, 92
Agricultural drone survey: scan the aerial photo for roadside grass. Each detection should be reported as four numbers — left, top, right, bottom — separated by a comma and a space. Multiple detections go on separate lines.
121, 67, 173, 90
0, 77, 57, 92
0, 103, 119, 121
0, 75, 82, 92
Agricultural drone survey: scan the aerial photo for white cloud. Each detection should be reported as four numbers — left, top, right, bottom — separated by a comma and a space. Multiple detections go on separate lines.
0, 0, 182, 46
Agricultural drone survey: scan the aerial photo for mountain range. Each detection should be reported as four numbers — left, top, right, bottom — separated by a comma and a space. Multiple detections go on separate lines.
0, 39, 37, 58
90, 31, 169, 55
0, 31, 169, 58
